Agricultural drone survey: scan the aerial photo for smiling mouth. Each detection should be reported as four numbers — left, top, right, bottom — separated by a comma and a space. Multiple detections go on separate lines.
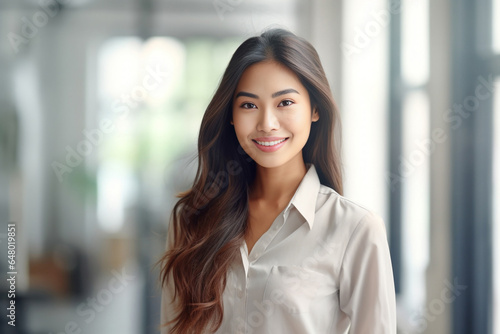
252, 138, 289, 146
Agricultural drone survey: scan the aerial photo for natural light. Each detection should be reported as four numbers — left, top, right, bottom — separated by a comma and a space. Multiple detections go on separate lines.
493, 78, 500, 334
493, 0, 500, 53
341, 0, 389, 223
96, 37, 186, 232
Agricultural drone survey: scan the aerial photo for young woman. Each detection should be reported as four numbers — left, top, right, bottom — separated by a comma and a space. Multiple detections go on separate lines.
158, 28, 396, 334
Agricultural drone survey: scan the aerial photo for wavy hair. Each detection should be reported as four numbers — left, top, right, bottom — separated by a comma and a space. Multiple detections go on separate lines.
157, 28, 343, 334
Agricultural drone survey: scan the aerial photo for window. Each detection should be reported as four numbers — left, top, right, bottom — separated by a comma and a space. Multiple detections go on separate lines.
491, 7, 500, 329
400, 0, 430, 329
493, 0, 500, 53
96, 36, 241, 233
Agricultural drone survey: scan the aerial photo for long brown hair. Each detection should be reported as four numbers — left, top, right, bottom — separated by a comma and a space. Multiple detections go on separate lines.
158, 28, 343, 334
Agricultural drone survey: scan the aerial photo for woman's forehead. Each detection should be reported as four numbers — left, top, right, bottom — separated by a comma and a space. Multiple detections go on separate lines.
235, 61, 306, 97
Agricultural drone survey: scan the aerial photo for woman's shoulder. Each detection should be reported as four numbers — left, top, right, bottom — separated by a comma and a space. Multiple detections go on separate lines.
316, 183, 386, 235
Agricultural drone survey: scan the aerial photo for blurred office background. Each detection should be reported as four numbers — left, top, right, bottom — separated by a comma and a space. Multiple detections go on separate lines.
0, 0, 498, 333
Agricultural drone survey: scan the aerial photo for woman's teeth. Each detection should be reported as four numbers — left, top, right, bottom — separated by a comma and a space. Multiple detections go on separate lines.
255, 138, 287, 146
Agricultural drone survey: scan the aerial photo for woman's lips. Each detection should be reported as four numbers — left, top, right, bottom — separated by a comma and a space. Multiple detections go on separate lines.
252, 137, 289, 152
253, 136, 287, 142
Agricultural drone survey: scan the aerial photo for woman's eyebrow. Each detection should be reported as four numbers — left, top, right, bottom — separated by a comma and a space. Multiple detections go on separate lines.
235, 91, 259, 99
272, 88, 299, 98
234, 88, 300, 99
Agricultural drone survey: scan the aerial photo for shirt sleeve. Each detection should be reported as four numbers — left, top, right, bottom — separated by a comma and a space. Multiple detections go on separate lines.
338, 212, 397, 334
160, 219, 180, 334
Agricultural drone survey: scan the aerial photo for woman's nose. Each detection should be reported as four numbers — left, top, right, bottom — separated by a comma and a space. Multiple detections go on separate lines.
256, 107, 280, 133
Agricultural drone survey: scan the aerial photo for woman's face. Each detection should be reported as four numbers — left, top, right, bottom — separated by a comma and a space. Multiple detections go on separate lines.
231, 61, 319, 169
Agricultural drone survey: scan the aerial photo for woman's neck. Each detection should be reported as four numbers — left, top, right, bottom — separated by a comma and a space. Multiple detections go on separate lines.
250, 155, 308, 206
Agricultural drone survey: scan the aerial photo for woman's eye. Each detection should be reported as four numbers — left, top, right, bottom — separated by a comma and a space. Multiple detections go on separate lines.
279, 100, 294, 107
241, 102, 257, 109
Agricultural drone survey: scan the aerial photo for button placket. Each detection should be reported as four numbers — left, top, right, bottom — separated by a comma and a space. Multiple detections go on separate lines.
237, 286, 244, 299
261, 212, 286, 254
233, 266, 247, 334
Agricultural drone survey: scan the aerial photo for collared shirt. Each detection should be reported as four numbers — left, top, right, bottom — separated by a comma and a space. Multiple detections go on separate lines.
161, 163, 397, 334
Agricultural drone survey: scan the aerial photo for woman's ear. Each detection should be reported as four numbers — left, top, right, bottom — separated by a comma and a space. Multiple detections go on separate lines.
312, 107, 319, 122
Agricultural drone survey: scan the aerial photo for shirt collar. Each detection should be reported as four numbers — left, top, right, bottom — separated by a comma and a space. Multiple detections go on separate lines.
283, 163, 321, 230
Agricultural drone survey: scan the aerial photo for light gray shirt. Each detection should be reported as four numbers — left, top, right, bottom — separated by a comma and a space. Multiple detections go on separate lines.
161, 163, 397, 333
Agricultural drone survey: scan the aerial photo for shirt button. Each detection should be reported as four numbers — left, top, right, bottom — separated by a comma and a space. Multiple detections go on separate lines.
237, 289, 244, 298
